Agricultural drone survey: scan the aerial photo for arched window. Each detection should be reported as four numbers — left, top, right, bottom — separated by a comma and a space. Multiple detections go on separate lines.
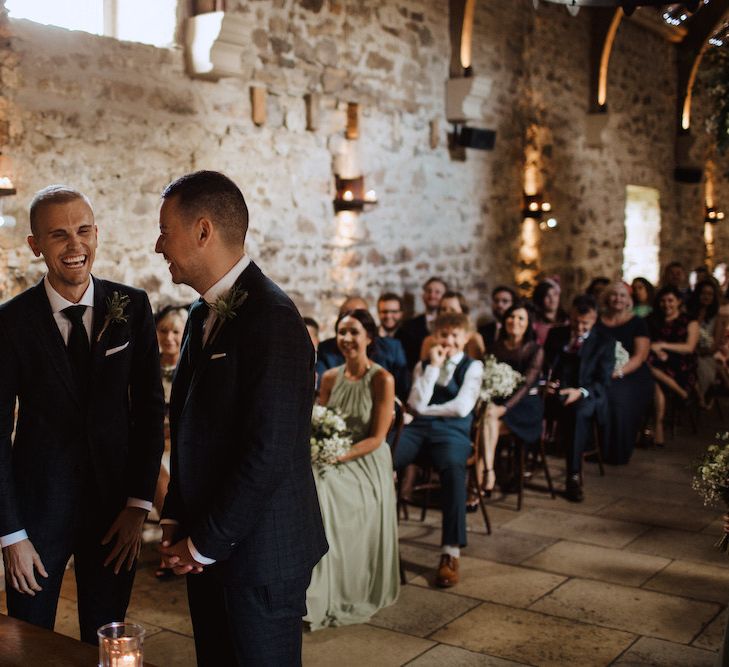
6, 0, 177, 48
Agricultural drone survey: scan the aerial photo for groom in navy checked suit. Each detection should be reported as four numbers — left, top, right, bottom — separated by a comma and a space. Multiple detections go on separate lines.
156, 171, 327, 666
0, 186, 164, 643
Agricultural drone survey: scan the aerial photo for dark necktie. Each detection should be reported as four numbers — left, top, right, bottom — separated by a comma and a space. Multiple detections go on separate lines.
187, 299, 209, 367
62, 305, 90, 392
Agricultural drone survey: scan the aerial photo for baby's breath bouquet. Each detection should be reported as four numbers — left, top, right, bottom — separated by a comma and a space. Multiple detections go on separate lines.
692, 433, 729, 553
310, 405, 352, 477
480, 355, 524, 403
614, 341, 630, 375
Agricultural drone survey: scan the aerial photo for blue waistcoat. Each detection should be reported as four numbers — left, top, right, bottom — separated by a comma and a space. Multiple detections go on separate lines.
419, 355, 475, 435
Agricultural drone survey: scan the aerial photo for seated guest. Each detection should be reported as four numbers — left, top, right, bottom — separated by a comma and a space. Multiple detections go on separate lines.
153, 305, 187, 580
660, 261, 689, 301
648, 286, 699, 446
631, 277, 655, 318
396, 276, 448, 370
419, 291, 485, 361
688, 280, 723, 408
393, 313, 484, 587
304, 316, 320, 349
317, 296, 409, 400
477, 301, 543, 500
596, 282, 653, 465
586, 277, 610, 306
478, 285, 517, 350
306, 309, 399, 630
544, 295, 614, 502
377, 292, 404, 337
532, 279, 569, 346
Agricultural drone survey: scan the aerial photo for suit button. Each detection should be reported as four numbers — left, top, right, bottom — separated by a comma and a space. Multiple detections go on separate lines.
230, 542, 237, 547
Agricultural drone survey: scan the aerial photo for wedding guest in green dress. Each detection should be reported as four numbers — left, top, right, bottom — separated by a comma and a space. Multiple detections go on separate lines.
305, 309, 400, 630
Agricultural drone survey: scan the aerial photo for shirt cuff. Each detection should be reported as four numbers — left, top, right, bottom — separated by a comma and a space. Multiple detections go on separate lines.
127, 498, 153, 513
579, 387, 590, 398
188, 538, 216, 565
423, 365, 441, 381
1, 529, 28, 548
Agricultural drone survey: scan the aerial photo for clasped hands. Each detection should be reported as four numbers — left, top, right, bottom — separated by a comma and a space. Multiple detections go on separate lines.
546, 381, 582, 406
157, 524, 205, 575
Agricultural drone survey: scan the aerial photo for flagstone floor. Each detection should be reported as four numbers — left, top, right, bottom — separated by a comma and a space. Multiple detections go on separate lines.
3, 412, 729, 666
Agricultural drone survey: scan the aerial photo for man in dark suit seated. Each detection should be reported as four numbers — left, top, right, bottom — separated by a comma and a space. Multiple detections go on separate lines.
543, 294, 614, 502
478, 285, 517, 351
396, 276, 448, 371
316, 296, 410, 401
0, 185, 164, 643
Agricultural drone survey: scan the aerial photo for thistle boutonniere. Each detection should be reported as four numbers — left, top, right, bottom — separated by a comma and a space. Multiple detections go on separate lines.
207, 285, 248, 346
97, 291, 130, 342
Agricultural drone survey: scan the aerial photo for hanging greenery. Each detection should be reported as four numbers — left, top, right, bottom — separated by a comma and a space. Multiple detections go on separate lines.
698, 47, 729, 155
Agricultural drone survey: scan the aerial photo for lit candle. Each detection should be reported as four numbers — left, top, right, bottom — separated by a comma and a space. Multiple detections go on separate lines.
343, 190, 353, 202
365, 189, 377, 202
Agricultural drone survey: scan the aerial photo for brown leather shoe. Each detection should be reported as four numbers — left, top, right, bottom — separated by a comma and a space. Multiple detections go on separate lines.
435, 554, 459, 588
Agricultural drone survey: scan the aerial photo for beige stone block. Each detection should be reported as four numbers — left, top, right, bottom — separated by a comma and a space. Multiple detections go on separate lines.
523, 540, 670, 586
530, 578, 720, 643
597, 497, 716, 532
626, 527, 729, 568
369, 584, 479, 637
143, 630, 197, 667
693, 608, 726, 652
644, 559, 729, 603
408, 644, 530, 666
502, 508, 649, 548
612, 636, 716, 666
431, 602, 635, 666
126, 570, 193, 636
302, 624, 434, 667
495, 488, 618, 515
409, 557, 565, 608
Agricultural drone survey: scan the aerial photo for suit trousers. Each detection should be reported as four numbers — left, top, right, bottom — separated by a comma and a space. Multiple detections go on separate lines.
6, 486, 135, 645
549, 396, 598, 476
186, 567, 311, 667
393, 420, 472, 547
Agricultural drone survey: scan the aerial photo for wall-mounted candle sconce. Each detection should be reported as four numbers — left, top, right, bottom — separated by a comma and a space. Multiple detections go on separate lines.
705, 206, 725, 224
522, 193, 557, 230
333, 176, 378, 213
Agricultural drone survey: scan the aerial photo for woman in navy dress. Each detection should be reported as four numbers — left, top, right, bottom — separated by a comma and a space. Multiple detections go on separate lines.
596, 282, 653, 464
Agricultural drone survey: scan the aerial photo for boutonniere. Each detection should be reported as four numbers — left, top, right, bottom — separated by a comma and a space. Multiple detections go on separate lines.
207, 285, 248, 346
97, 291, 130, 343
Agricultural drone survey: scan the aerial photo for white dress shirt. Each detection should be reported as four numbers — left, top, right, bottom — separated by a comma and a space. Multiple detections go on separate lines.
0, 276, 152, 549
160, 253, 250, 566
407, 352, 484, 418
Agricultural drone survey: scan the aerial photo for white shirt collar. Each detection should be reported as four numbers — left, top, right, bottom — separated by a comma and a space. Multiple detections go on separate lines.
202, 254, 251, 304
44, 275, 94, 314
447, 351, 464, 365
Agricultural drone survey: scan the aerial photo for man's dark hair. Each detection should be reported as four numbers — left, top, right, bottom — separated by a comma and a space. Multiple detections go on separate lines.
571, 294, 597, 315
377, 292, 403, 308
423, 276, 448, 291
492, 285, 517, 300
586, 277, 610, 297
335, 309, 378, 347
303, 317, 319, 331
162, 171, 249, 246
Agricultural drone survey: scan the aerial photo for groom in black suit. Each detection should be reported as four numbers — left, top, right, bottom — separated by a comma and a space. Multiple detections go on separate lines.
0, 186, 164, 642
156, 171, 327, 666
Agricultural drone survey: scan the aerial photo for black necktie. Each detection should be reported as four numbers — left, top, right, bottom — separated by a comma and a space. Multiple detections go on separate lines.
62, 305, 90, 392
188, 299, 209, 367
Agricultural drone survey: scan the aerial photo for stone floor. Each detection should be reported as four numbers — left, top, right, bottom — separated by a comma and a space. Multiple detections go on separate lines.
3, 414, 729, 666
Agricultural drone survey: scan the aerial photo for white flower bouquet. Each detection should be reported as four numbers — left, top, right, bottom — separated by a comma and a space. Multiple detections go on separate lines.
310, 405, 352, 477
692, 433, 729, 553
480, 355, 524, 403
614, 341, 630, 374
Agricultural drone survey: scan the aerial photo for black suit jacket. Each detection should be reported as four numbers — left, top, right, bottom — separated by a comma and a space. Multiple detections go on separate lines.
396, 313, 430, 371
0, 278, 164, 542
543, 325, 615, 410
163, 261, 327, 586
316, 335, 410, 401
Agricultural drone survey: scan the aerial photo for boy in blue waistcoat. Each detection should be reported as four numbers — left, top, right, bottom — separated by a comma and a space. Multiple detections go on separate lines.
393, 312, 484, 587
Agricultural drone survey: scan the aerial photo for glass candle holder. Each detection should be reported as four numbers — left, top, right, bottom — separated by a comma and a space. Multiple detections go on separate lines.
97, 622, 145, 667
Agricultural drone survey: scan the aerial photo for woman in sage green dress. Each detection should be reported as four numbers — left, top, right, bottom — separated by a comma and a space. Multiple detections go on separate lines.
305, 309, 400, 630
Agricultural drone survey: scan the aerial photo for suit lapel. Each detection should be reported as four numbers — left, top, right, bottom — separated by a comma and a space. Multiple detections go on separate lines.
28, 281, 81, 406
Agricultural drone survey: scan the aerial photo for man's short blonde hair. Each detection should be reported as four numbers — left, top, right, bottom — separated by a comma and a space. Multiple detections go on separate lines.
29, 185, 93, 235
434, 312, 470, 332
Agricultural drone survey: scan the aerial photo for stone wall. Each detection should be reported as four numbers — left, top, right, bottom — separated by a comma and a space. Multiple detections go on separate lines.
0, 0, 726, 333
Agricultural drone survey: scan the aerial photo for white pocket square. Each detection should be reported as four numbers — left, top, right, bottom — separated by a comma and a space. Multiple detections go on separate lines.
105, 341, 130, 357
210, 352, 227, 360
